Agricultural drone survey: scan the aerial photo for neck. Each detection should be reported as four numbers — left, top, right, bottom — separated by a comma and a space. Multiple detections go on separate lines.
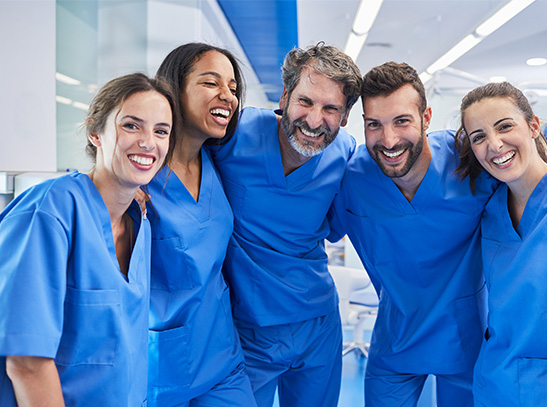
172, 133, 203, 167
277, 116, 311, 176
88, 168, 136, 224
392, 140, 432, 202
507, 159, 547, 228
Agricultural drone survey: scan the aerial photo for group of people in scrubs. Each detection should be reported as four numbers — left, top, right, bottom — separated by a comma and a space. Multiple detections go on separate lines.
0, 38, 545, 407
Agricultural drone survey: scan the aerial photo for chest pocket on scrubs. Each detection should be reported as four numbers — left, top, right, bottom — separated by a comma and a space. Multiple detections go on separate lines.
56, 287, 121, 366
151, 237, 193, 290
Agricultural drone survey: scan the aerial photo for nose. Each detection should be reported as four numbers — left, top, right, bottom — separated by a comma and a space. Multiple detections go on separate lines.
306, 106, 325, 130
487, 133, 503, 152
381, 125, 399, 149
138, 129, 155, 151
219, 86, 236, 104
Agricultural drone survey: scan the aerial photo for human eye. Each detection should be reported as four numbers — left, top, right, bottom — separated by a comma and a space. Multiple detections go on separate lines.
299, 97, 312, 107
155, 127, 170, 138
395, 118, 410, 126
471, 133, 485, 144
122, 122, 139, 131
366, 121, 380, 129
498, 122, 513, 132
229, 86, 237, 95
324, 106, 341, 114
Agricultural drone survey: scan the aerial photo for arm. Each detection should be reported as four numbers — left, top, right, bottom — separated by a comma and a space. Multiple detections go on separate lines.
6, 356, 65, 407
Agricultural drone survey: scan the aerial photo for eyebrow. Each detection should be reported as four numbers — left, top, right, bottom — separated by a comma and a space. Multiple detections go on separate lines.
198, 71, 237, 85
364, 114, 412, 122
468, 117, 513, 137
120, 115, 171, 128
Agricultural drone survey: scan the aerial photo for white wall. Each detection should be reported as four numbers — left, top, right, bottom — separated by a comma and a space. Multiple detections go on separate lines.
0, 0, 57, 172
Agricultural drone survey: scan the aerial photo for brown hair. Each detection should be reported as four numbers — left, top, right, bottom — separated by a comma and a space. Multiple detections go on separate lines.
84, 72, 178, 165
455, 81, 547, 192
361, 61, 427, 115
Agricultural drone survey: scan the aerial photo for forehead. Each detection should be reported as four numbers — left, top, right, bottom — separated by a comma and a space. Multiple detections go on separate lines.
292, 67, 345, 105
463, 97, 525, 129
363, 84, 421, 119
190, 50, 235, 78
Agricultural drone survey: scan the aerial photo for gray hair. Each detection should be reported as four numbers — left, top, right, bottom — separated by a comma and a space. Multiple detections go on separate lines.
281, 42, 362, 113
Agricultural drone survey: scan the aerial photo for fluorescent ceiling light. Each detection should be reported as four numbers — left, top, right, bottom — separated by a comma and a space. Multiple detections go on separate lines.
425, 35, 481, 75
421, 0, 537, 83
475, 0, 536, 36
345, 32, 369, 61
56, 72, 81, 86
344, 0, 385, 61
352, 0, 384, 35
527, 57, 547, 66
56, 95, 72, 105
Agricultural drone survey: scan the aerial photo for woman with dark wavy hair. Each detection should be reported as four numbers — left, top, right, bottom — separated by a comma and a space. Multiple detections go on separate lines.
146, 43, 256, 407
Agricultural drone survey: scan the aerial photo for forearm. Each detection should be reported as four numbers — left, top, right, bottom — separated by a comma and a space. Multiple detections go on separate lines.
6, 356, 65, 407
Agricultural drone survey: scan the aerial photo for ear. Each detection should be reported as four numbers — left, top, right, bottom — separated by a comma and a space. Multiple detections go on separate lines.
422, 106, 432, 131
530, 115, 541, 138
340, 113, 348, 128
279, 87, 288, 110
88, 133, 102, 147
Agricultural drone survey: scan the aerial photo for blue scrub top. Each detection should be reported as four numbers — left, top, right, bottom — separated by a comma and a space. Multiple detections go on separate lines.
210, 107, 356, 326
147, 149, 243, 399
0, 172, 150, 407
329, 130, 497, 374
473, 175, 547, 406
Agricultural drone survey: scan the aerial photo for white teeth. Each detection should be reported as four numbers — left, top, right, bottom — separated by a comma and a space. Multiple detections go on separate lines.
129, 155, 153, 165
300, 127, 321, 138
210, 108, 230, 118
493, 151, 515, 165
382, 149, 405, 158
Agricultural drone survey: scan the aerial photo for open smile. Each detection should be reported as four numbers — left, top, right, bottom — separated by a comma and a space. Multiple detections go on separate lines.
491, 150, 516, 167
129, 154, 156, 168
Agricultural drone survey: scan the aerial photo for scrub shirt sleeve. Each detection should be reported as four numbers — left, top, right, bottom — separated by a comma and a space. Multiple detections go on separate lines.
0, 210, 69, 358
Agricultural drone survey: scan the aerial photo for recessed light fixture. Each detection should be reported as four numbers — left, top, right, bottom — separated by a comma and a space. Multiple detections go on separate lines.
526, 57, 547, 66
489, 76, 507, 82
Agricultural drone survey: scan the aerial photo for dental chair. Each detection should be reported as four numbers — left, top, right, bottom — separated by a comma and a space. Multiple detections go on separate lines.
328, 265, 379, 358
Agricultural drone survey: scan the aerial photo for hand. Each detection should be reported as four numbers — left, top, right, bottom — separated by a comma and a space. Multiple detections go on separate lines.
135, 188, 150, 218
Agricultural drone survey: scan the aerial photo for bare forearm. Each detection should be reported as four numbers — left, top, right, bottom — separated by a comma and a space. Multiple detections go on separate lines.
6, 356, 65, 407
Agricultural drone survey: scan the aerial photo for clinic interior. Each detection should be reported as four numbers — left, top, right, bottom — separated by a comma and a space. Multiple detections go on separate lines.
1, 1, 547, 406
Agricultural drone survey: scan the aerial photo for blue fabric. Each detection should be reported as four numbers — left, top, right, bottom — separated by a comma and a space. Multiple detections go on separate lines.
236, 310, 342, 407
210, 107, 356, 327
473, 175, 547, 407
328, 130, 497, 379
0, 172, 150, 407
147, 149, 251, 404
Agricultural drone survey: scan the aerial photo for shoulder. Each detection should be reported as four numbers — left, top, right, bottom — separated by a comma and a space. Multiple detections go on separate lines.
428, 129, 457, 155
238, 106, 277, 126
2, 172, 93, 224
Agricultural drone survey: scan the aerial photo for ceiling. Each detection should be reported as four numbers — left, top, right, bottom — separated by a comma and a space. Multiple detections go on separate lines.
219, 0, 547, 101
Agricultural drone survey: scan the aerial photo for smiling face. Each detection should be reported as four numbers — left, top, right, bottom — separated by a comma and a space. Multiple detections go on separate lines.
279, 67, 348, 157
464, 96, 542, 188
363, 84, 432, 181
180, 50, 238, 141
91, 90, 171, 189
